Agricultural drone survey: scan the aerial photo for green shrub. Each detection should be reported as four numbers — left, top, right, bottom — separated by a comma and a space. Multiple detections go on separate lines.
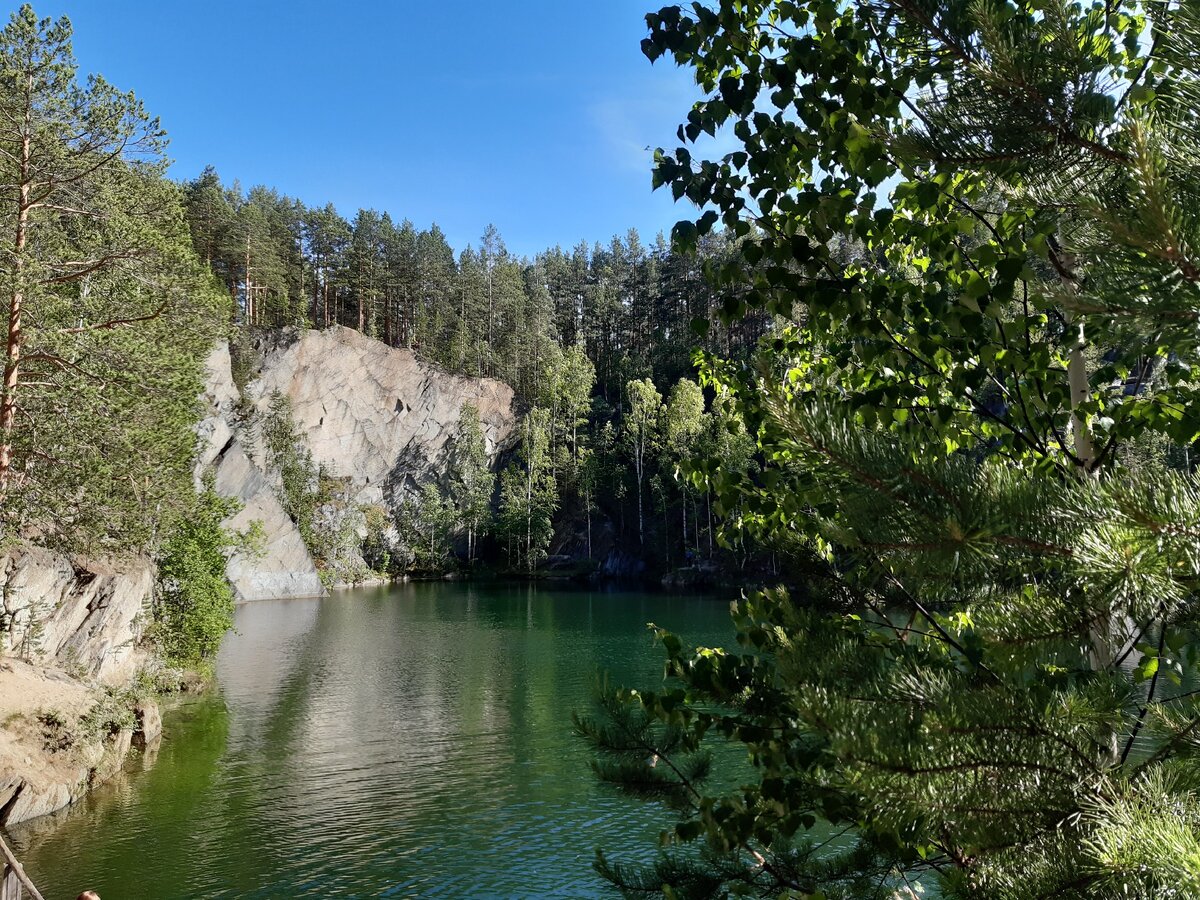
153, 487, 251, 666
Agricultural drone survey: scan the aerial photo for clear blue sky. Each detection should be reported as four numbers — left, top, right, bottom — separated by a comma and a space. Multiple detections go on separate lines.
48, 0, 708, 258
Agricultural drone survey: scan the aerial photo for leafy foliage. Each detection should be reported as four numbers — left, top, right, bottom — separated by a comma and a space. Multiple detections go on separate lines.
579, 0, 1200, 896
498, 407, 559, 572
449, 403, 494, 563
255, 391, 324, 553
153, 488, 255, 667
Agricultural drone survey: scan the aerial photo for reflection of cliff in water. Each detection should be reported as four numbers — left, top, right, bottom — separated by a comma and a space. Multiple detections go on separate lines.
233, 585, 522, 858
216, 594, 322, 740
13, 582, 731, 899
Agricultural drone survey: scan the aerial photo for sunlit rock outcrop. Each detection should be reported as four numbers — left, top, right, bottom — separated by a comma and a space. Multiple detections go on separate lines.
245, 326, 517, 505
198, 327, 519, 599
197, 343, 324, 601
0, 547, 152, 683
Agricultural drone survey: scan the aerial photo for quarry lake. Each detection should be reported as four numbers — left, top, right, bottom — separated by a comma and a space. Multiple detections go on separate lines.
8, 583, 734, 898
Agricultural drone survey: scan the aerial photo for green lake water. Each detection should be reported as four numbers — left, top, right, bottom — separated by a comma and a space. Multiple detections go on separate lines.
6, 582, 736, 898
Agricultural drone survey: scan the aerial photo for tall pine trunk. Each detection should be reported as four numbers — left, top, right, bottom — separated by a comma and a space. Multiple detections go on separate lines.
244, 234, 253, 326
0, 85, 32, 494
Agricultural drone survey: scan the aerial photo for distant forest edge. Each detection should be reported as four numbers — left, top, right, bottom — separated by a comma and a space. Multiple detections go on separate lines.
0, 2, 770, 681
187, 170, 767, 403
183, 171, 775, 581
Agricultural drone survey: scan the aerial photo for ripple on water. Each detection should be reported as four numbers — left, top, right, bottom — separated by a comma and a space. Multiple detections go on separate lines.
6, 582, 733, 899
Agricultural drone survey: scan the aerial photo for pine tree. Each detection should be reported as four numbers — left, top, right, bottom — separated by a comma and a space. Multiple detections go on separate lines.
580, 1, 1200, 896
304, 203, 349, 328
183, 166, 240, 293
0, 5, 226, 546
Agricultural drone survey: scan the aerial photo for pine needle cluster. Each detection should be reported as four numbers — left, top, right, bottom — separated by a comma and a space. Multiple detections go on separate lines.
583, 0, 1200, 896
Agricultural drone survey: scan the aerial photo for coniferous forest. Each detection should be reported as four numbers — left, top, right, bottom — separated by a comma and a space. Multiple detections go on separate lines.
9, 0, 1200, 898
178, 167, 776, 580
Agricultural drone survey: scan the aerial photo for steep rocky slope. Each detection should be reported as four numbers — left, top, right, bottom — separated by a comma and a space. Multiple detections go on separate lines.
197, 343, 324, 601
244, 326, 517, 505
199, 327, 518, 598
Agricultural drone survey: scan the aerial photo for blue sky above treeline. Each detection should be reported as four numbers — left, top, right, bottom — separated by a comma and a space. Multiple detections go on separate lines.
52, 0, 716, 258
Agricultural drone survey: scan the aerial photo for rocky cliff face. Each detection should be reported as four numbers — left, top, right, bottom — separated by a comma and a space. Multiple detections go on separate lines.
0, 552, 159, 826
198, 327, 519, 598
244, 326, 517, 506
197, 343, 325, 601
0, 548, 153, 685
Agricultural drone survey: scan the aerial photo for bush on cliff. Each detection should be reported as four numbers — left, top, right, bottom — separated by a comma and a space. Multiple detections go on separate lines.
152, 488, 259, 667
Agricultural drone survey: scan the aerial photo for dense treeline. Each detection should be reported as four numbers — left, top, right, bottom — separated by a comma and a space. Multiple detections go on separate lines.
183, 168, 772, 576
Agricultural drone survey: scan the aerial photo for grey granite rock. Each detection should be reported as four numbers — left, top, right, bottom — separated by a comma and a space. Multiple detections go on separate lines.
244, 326, 517, 505
0, 549, 152, 684
197, 341, 323, 601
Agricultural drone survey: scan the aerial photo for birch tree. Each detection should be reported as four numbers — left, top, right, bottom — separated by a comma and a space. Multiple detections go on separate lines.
623, 377, 663, 547
663, 377, 704, 558
498, 407, 557, 572
449, 403, 493, 563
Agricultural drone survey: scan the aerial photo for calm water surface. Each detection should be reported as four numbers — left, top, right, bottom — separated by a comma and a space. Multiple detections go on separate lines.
7, 582, 735, 898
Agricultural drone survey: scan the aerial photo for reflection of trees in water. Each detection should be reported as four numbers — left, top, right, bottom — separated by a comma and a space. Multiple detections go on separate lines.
11, 697, 233, 899
15, 584, 733, 898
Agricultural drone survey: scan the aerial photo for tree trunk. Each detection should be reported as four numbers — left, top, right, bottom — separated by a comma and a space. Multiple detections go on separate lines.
681, 490, 688, 561
357, 260, 366, 332
636, 471, 644, 547
662, 495, 670, 566
1067, 314, 1097, 471
707, 487, 713, 557
0, 90, 32, 495
635, 443, 645, 547
322, 272, 329, 328
526, 464, 533, 573
245, 233, 253, 326
384, 287, 392, 346
585, 483, 592, 559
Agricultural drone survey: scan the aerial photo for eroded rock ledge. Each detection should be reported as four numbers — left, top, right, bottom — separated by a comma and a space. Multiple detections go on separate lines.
1, 548, 152, 685
0, 551, 159, 826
